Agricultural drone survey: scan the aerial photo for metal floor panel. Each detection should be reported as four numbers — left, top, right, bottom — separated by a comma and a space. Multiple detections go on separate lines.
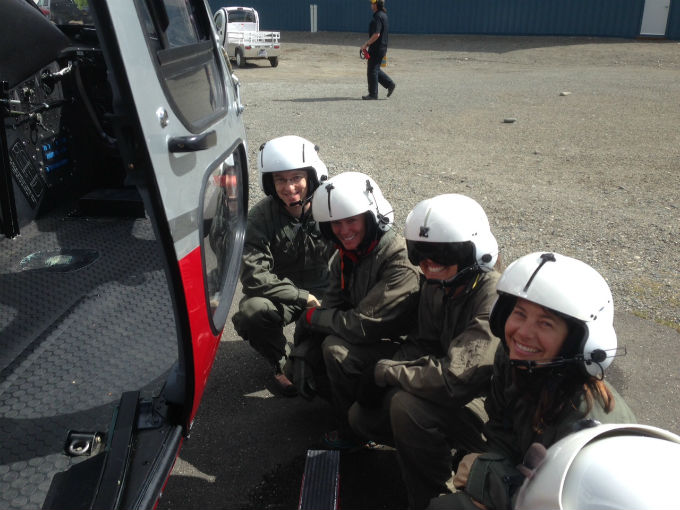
0, 213, 178, 510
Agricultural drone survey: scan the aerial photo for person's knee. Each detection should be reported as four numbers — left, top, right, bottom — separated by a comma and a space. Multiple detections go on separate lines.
239, 297, 282, 326
389, 390, 432, 438
348, 401, 363, 434
238, 297, 281, 319
233, 298, 287, 358
321, 335, 350, 366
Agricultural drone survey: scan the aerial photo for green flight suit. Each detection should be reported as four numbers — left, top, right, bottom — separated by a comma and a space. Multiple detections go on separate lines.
428, 345, 637, 510
349, 270, 501, 510
232, 196, 335, 369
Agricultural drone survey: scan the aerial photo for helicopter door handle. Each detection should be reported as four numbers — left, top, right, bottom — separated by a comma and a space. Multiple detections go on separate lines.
168, 131, 217, 153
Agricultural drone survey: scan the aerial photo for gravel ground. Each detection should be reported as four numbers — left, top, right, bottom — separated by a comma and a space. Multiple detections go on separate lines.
159, 32, 680, 510
238, 31, 680, 331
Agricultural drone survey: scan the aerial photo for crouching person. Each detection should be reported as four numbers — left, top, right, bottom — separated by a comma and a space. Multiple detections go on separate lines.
427, 252, 636, 510
232, 136, 335, 396
292, 172, 420, 448
349, 194, 502, 510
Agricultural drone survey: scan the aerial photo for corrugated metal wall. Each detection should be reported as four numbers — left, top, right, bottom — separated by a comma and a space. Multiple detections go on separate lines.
207, 1, 678, 40
208, 1, 309, 31
668, 0, 680, 39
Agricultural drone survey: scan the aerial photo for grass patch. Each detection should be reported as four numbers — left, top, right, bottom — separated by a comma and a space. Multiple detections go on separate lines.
631, 310, 680, 333
628, 276, 680, 333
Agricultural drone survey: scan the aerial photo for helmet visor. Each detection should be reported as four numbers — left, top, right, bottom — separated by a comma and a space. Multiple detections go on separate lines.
407, 241, 474, 268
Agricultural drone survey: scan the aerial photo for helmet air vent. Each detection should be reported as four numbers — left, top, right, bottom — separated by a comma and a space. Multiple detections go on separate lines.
325, 183, 335, 217
523, 252, 556, 292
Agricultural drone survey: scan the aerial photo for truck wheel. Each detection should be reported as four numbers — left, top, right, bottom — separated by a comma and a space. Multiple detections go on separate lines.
268, 56, 279, 68
235, 49, 245, 68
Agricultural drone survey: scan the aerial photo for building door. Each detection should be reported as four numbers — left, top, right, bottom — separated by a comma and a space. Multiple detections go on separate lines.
640, 0, 671, 35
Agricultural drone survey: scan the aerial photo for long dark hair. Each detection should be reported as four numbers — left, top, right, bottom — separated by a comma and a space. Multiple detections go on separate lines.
514, 363, 615, 435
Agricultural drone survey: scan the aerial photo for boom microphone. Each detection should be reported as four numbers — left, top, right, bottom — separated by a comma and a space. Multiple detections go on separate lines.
509, 357, 579, 371
289, 194, 314, 208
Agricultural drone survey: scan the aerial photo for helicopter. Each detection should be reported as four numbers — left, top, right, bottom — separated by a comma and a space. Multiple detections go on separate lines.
0, 0, 248, 508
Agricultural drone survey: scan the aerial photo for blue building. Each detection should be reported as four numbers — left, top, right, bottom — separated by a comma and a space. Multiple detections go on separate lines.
208, 0, 679, 40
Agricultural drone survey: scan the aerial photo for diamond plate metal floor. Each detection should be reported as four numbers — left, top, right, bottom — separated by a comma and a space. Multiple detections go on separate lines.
0, 213, 178, 509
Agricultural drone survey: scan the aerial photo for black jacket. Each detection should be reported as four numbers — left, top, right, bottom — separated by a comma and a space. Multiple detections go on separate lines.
369, 10, 389, 54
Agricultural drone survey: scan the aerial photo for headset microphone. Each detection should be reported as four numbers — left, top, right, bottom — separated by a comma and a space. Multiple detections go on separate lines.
509, 357, 579, 373
289, 194, 314, 209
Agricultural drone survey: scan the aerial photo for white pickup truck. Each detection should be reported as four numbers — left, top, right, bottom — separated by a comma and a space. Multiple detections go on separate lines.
214, 6, 280, 68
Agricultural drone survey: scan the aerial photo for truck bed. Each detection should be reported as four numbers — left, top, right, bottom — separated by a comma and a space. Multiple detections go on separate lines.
228, 30, 280, 45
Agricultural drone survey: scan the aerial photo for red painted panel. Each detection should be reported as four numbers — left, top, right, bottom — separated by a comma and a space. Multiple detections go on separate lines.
178, 246, 220, 422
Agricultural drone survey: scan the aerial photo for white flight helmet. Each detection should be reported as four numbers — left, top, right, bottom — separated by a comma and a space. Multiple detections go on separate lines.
515, 423, 680, 510
404, 194, 498, 271
489, 252, 617, 377
257, 135, 328, 197
312, 171, 394, 234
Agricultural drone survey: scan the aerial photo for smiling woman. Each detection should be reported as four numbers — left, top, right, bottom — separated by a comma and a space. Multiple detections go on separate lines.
427, 252, 637, 510
330, 214, 366, 251
292, 171, 420, 446
312, 171, 394, 253
504, 298, 569, 363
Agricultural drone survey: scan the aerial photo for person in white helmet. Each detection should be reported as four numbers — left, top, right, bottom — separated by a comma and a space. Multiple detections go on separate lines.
231, 136, 336, 396
514, 423, 680, 510
293, 171, 420, 447
427, 252, 636, 510
347, 194, 502, 510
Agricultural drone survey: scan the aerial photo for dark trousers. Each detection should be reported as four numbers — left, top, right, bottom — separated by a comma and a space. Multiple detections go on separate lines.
232, 296, 303, 371
367, 49, 394, 97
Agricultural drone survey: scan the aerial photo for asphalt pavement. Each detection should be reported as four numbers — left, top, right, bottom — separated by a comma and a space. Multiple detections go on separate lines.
158, 31, 680, 510
157, 283, 680, 509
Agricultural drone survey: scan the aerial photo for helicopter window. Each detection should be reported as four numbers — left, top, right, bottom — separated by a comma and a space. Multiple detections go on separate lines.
201, 146, 247, 332
137, 0, 227, 132
164, 0, 200, 47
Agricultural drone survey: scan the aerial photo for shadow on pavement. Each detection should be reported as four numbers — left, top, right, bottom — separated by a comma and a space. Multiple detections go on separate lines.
160, 311, 679, 509
159, 339, 408, 509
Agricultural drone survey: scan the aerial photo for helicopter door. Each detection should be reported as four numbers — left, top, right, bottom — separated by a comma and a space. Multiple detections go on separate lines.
90, 0, 248, 427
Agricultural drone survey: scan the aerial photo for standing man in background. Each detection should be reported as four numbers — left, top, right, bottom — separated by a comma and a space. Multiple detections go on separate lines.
360, 0, 395, 100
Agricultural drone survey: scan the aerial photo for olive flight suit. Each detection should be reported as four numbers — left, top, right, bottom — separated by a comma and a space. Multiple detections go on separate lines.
232, 196, 335, 371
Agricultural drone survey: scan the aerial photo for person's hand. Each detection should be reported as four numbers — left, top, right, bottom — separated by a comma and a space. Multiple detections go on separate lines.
306, 293, 321, 308
516, 442, 547, 479
293, 307, 323, 344
453, 452, 481, 489
355, 364, 387, 408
